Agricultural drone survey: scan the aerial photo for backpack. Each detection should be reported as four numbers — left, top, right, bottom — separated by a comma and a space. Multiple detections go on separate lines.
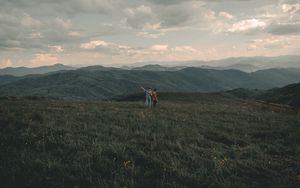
152, 91, 158, 101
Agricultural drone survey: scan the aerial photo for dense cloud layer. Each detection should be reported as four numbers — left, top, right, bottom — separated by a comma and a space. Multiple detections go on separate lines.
0, 0, 299, 67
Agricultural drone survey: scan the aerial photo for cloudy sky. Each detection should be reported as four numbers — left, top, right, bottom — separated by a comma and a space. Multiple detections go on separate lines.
0, 0, 299, 67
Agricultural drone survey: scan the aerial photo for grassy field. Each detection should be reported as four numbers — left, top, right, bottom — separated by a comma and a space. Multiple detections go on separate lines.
0, 94, 300, 188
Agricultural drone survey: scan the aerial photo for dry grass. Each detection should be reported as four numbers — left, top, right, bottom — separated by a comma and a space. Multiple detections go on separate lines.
0, 94, 299, 188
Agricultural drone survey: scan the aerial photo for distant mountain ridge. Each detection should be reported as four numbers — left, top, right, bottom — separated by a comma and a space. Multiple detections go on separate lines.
132, 64, 185, 71
130, 64, 261, 73
0, 55, 299, 76
78, 65, 122, 71
199, 64, 260, 73
0, 64, 75, 76
1, 67, 300, 100
135, 55, 300, 70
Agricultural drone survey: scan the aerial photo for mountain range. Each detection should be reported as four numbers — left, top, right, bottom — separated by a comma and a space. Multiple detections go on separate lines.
0, 56, 299, 77
133, 55, 300, 69
1, 67, 300, 100
0, 64, 74, 76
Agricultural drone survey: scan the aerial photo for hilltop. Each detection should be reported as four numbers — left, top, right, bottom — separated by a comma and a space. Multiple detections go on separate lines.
0, 93, 299, 187
226, 82, 300, 108
258, 83, 300, 107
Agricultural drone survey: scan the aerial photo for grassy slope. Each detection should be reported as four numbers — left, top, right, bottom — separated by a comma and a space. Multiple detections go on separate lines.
0, 94, 300, 188
258, 83, 300, 107
225, 82, 300, 108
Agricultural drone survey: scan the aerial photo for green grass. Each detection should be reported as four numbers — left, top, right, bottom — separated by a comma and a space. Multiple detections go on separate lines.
0, 94, 299, 188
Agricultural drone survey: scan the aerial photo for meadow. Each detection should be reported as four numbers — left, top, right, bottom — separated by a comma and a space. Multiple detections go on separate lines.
0, 93, 299, 188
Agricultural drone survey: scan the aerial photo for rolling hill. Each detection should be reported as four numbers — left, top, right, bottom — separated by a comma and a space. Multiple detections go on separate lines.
0, 75, 20, 85
0, 68, 300, 100
226, 82, 300, 108
258, 83, 300, 107
0, 64, 75, 76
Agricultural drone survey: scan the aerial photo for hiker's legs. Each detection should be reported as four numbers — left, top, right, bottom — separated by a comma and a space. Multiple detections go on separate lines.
148, 96, 152, 108
153, 100, 157, 108
149, 97, 152, 108
146, 96, 150, 108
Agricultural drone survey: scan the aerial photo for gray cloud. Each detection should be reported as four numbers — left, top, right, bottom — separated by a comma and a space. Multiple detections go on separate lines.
0, 0, 113, 14
123, 1, 206, 31
145, 0, 195, 5
0, 10, 84, 51
0, 0, 299, 67
124, 5, 154, 29
158, 3, 198, 27
268, 22, 300, 35
145, 0, 252, 5
259, 1, 300, 35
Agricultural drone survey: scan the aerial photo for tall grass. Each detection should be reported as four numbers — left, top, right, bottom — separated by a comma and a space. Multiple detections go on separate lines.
0, 94, 299, 187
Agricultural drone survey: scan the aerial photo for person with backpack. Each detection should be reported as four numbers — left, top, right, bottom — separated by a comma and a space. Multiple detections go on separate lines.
152, 88, 158, 108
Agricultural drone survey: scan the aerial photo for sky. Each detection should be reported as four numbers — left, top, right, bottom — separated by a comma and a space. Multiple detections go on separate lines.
0, 0, 299, 67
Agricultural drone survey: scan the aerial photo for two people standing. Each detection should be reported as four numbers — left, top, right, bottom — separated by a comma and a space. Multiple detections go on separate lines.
141, 87, 158, 108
